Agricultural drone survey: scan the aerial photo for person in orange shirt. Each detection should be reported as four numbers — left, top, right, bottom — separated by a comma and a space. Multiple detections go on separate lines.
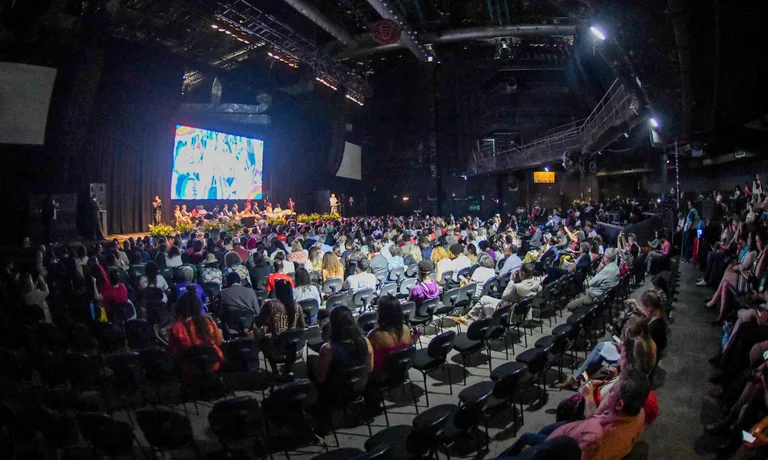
168, 285, 224, 377
265, 260, 294, 293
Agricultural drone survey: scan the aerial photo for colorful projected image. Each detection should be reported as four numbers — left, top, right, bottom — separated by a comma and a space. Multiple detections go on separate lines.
171, 125, 264, 200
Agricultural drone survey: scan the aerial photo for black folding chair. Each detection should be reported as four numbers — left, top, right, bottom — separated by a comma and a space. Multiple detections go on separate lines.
412, 331, 457, 406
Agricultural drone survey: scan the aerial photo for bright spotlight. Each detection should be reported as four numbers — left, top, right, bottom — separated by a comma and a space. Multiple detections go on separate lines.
427, 55, 434, 62
649, 117, 659, 128
402, 196, 410, 201
544, 166, 550, 172
590, 26, 606, 41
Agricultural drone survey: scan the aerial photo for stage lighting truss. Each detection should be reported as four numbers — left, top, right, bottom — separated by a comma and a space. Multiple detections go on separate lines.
345, 92, 364, 106
215, 0, 371, 96
315, 75, 339, 91
267, 50, 299, 68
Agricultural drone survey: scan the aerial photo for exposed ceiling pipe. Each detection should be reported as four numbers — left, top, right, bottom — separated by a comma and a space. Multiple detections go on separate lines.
279, 0, 357, 46
364, 0, 429, 61
339, 24, 578, 59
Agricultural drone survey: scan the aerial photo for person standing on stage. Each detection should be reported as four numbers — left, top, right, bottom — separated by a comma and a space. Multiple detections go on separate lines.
330, 194, 339, 215
287, 198, 295, 213
90, 195, 105, 241
152, 196, 162, 225
348, 196, 354, 216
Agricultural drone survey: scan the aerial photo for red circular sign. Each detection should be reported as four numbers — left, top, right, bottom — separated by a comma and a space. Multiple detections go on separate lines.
370, 19, 401, 45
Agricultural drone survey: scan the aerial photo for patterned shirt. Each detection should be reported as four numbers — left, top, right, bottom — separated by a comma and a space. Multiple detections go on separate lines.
223, 264, 251, 288
200, 267, 223, 287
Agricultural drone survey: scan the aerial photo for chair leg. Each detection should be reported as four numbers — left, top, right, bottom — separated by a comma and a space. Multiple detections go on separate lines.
486, 348, 493, 374
462, 355, 467, 385
445, 363, 452, 395
503, 336, 509, 360
410, 382, 419, 414
381, 393, 390, 427
423, 372, 430, 407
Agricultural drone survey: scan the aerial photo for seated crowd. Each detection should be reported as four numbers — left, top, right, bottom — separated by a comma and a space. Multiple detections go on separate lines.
676, 178, 768, 457
0, 204, 678, 459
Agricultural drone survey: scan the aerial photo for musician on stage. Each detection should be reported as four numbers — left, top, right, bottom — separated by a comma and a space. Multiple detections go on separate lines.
330, 193, 339, 215
287, 198, 295, 213
152, 196, 162, 225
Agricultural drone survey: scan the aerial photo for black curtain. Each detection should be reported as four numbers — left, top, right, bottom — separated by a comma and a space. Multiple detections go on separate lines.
84, 40, 183, 234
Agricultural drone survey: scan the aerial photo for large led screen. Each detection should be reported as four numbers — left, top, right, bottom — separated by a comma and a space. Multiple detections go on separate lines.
171, 125, 263, 200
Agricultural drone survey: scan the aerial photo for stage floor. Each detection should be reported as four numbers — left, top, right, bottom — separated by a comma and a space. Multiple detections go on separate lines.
107, 232, 150, 243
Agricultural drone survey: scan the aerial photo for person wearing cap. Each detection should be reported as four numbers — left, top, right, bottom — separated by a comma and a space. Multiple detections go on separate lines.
200, 253, 223, 287
408, 260, 441, 308
219, 272, 261, 318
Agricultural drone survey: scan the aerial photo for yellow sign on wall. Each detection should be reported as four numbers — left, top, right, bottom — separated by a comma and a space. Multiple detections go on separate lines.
533, 171, 556, 183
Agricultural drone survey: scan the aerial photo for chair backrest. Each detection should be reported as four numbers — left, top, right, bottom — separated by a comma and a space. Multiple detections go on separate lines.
140, 346, 177, 380
326, 292, 350, 311
181, 344, 222, 375
496, 257, 507, 271
352, 288, 375, 309
274, 328, 308, 356
466, 317, 493, 341
405, 264, 418, 278
456, 267, 471, 280
330, 364, 370, 403
136, 406, 194, 449
399, 277, 417, 295
381, 346, 415, 380
417, 297, 439, 318
440, 271, 454, 285
440, 287, 462, 308
221, 338, 260, 372
352, 444, 391, 460
379, 283, 398, 299
202, 282, 221, 301
322, 278, 343, 295
513, 297, 534, 316
262, 379, 317, 426
298, 298, 320, 322
356, 312, 378, 333
523, 349, 549, 374
388, 266, 405, 281
479, 276, 497, 297
224, 308, 255, 336
400, 301, 416, 323
208, 395, 262, 441
492, 373, 521, 400
458, 283, 477, 303
492, 304, 513, 327
427, 331, 456, 359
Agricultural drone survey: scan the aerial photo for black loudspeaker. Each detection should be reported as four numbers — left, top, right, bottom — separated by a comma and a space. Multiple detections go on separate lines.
89, 183, 107, 210
506, 175, 519, 192
241, 217, 255, 228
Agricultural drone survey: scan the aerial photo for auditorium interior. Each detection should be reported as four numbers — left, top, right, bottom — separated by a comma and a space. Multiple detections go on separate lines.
2, 0, 768, 459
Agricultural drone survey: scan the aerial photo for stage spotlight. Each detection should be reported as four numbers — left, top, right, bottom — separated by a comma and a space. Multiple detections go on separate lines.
544, 166, 550, 172
427, 56, 434, 62
211, 24, 219, 29
590, 26, 606, 41
650, 117, 659, 128
402, 196, 409, 201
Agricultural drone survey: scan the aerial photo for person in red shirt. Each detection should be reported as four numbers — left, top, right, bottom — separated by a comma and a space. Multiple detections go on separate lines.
265, 260, 294, 293
98, 269, 128, 315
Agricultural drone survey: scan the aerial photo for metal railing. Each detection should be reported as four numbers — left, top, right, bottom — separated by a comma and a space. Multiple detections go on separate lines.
470, 78, 642, 175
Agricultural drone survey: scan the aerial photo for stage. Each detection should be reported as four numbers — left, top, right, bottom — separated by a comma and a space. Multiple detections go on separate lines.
107, 232, 151, 244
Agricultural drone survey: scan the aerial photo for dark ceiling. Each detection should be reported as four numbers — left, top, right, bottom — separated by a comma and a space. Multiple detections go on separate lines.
1, 0, 767, 151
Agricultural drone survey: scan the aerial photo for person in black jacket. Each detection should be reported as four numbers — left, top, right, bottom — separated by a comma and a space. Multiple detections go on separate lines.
249, 251, 272, 291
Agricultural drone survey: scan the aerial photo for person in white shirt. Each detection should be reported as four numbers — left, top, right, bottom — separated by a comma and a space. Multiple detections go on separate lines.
450, 244, 472, 282
343, 258, 378, 293
498, 244, 523, 278
469, 253, 496, 298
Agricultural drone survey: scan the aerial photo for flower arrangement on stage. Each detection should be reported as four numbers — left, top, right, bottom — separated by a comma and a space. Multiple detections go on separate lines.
148, 223, 175, 237
266, 217, 287, 226
297, 213, 340, 223
228, 218, 243, 233
202, 220, 225, 234
174, 220, 193, 236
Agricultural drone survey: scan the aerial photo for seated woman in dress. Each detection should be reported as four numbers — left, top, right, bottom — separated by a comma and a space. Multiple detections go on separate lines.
168, 285, 224, 376
255, 279, 306, 375
309, 306, 373, 399
367, 295, 412, 376
707, 231, 759, 323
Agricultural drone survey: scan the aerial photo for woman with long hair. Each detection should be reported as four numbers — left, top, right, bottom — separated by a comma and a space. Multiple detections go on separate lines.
308, 246, 323, 272
168, 285, 224, 376
368, 295, 412, 374
309, 306, 373, 393
293, 267, 322, 307
430, 246, 451, 282
256, 279, 306, 374
139, 261, 170, 303
287, 240, 308, 266
321, 251, 344, 281
706, 231, 759, 323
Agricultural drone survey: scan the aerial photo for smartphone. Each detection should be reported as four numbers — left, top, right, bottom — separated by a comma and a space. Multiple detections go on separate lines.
613, 335, 622, 344
743, 430, 756, 443
581, 371, 589, 382
763, 349, 768, 361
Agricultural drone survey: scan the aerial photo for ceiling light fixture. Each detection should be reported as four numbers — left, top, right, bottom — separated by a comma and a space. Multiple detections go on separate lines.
590, 26, 606, 41
345, 92, 364, 106
211, 24, 219, 29
649, 117, 659, 128
315, 76, 338, 91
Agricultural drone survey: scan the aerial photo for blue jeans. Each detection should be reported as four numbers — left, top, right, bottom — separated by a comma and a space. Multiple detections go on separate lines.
496, 421, 568, 458
575, 341, 619, 377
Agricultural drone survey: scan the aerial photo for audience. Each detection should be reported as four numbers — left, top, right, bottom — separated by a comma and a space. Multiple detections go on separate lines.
167, 285, 224, 377
367, 295, 412, 375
